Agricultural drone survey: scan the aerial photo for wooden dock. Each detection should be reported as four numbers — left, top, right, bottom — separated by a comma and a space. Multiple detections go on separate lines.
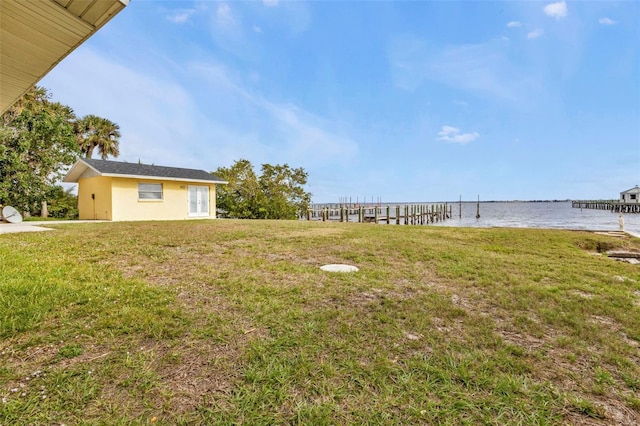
571, 200, 640, 213
305, 204, 452, 225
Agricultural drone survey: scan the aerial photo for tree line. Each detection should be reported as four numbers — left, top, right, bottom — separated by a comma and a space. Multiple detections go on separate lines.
214, 159, 311, 220
0, 86, 121, 217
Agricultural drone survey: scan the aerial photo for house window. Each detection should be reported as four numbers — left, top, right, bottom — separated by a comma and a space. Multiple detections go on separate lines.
631, 194, 637, 200
138, 183, 163, 200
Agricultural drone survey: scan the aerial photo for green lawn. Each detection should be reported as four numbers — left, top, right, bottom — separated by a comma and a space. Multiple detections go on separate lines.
1, 220, 639, 425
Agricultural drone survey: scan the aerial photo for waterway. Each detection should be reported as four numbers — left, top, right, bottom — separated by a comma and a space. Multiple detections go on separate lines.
429, 201, 640, 237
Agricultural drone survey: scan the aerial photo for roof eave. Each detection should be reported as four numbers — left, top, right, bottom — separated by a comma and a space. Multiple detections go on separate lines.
62, 158, 100, 182
0, 0, 129, 114
101, 173, 228, 185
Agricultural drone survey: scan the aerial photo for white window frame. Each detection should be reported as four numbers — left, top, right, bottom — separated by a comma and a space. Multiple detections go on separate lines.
138, 183, 163, 201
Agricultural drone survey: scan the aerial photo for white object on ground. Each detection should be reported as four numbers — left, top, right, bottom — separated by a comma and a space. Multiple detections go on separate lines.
320, 264, 359, 273
2, 206, 23, 223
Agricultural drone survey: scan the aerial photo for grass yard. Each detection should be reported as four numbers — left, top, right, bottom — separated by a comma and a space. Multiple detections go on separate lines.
1, 219, 639, 425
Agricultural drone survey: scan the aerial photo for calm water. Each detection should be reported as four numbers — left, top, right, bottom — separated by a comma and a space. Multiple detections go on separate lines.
429, 201, 640, 237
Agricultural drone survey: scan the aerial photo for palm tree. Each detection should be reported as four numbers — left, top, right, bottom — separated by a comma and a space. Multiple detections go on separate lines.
75, 114, 121, 159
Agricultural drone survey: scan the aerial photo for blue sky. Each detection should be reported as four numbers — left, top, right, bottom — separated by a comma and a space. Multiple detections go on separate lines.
42, 0, 639, 202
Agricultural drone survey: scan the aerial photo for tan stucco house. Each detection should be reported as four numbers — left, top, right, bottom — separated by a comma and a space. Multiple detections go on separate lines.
64, 159, 227, 221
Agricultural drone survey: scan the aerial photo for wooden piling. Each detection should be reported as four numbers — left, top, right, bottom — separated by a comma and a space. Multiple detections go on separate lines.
307, 202, 456, 224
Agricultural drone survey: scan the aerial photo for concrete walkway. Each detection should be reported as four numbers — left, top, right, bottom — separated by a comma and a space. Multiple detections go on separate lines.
0, 220, 106, 234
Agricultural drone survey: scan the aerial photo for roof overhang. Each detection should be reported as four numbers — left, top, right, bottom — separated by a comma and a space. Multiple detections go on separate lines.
0, 0, 129, 115
63, 159, 228, 185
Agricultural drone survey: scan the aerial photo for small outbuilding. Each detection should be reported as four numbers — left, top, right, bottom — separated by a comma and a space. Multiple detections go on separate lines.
63, 159, 227, 221
620, 185, 640, 204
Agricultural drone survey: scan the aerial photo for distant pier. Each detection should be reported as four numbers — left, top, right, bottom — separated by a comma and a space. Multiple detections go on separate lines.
572, 200, 640, 213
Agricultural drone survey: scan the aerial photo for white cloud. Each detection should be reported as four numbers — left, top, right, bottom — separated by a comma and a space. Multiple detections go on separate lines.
544, 1, 568, 20
253, 25, 263, 34
507, 21, 522, 28
167, 11, 193, 24
388, 36, 540, 103
261, 101, 359, 162
166, 4, 206, 24
437, 125, 479, 145
216, 3, 236, 28
261, 1, 311, 34
41, 50, 205, 168
209, 3, 257, 60
188, 63, 359, 166
527, 29, 544, 40
598, 17, 616, 25
197, 65, 358, 163
42, 47, 359, 178
439, 125, 458, 136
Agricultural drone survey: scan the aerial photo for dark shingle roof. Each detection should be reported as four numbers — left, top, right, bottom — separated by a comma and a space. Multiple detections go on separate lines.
82, 158, 226, 183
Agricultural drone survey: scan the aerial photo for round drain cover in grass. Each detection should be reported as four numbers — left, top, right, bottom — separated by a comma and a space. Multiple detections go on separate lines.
320, 264, 359, 273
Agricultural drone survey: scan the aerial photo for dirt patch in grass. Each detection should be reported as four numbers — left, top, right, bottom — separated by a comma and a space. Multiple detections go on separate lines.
277, 226, 347, 239
138, 339, 235, 414
575, 234, 640, 257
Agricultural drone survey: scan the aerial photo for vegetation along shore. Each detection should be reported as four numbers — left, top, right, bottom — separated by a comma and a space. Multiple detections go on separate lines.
1, 220, 639, 424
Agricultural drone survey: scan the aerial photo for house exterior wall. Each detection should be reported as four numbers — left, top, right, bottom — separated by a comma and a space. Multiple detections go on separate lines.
78, 176, 113, 220
76, 176, 218, 221
620, 187, 640, 203
110, 177, 217, 221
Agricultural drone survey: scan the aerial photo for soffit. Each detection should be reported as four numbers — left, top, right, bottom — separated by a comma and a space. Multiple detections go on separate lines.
0, 0, 128, 114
